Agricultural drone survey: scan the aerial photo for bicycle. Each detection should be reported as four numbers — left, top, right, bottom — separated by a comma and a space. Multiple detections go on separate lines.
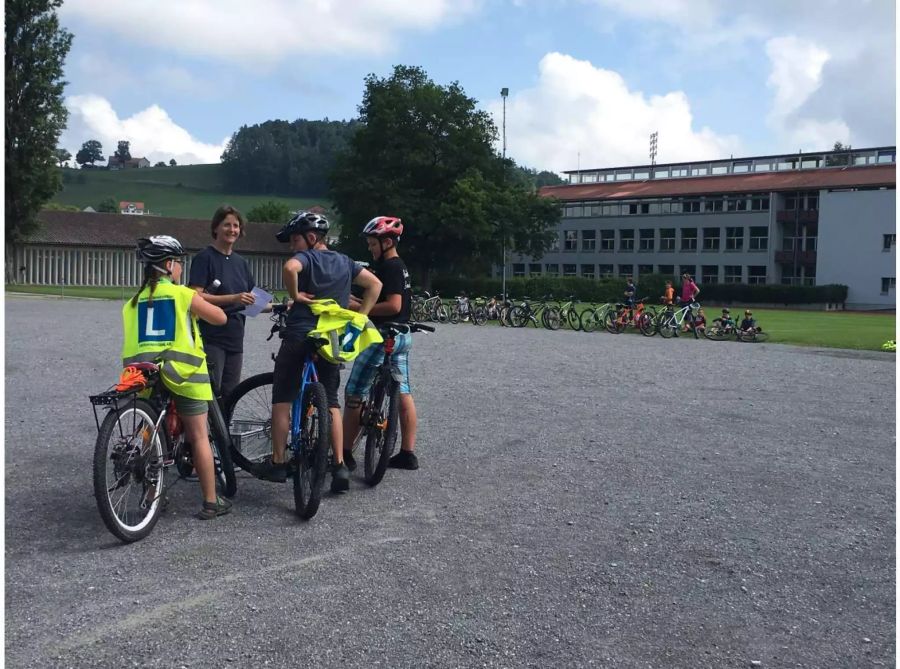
655, 300, 701, 339
554, 295, 582, 331
606, 297, 653, 334
579, 301, 615, 333
509, 296, 562, 330
737, 326, 769, 343
703, 318, 739, 341
224, 303, 331, 519
345, 320, 435, 486
90, 361, 237, 543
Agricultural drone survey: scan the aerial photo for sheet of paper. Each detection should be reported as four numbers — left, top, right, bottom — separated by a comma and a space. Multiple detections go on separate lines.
242, 286, 273, 317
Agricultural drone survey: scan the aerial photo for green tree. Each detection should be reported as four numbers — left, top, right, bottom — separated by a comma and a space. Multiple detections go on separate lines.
75, 139, 103, 166
154, 160, 166, 167
826, 140, 852, 167
5, 0, 73, 280
330, 65, 560, 287
169, 158, 177, 167
247, 200, 291, 224
114, 140, 131, 162
54, 147, 71, 167
97, 197, 118, 213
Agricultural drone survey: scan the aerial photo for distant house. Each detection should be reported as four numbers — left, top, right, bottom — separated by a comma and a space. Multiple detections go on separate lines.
107, 156, 151, 170
119, 201, 145, 215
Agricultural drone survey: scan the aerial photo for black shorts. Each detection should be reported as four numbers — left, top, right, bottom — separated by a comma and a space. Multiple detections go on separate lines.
272, 339, 341, 408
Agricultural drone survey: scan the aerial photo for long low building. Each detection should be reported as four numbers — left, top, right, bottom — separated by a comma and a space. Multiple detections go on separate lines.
9, 210, 289, 291
511, 146, 896, 309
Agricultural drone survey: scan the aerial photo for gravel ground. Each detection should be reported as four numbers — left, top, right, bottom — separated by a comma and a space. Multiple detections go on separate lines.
5, 295, 895, 669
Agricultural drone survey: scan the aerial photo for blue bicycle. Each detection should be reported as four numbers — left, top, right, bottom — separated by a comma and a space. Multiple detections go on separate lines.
225, 304, 330, 519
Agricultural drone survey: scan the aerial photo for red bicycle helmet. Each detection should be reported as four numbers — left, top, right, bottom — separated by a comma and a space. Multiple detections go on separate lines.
361, 216, 403, 238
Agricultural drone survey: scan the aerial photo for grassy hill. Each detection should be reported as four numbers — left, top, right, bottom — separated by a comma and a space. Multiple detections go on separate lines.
52, 164, 328, 220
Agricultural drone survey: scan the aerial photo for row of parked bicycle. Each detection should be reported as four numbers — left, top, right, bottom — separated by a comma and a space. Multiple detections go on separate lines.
411, 293, 768, 342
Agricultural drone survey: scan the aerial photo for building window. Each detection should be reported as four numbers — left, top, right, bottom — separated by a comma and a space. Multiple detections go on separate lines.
881, 277, 896, 295
748, 266, 767, 285
529, 263, 542, 277
727, 195, 748, 212
545, 263, 559, 277
704, 198, 724, 213
549, 234, 560, 252
883, 234, 896, 251
751, 196, 770, 211
660, 228, 676, 251
702, 265, 719, 284
702, 227, 720, 250
598, 264, 613, 278
619, 229, 635, 251
726, 226, 744, 250
679, 265, 696, 280
565, 204, 584, 217
581, 229, 596, 251
625, 202, 638, 215
638, 264, 653, 278
658, 264, 674, 276
589, 203, 603, 217
618, 264, 633, 278
563, 263, 577, 277
682, 198, 701, 213
639, 229, 655, 251
600, 230, 615, 251
640, 203, 650, 214
749, 226, 768, 250
512, 263, 525, 277
581, 264, 595, 279
681, 228, 698, 251
724, 265, 742, 283
564, 230, 578, 251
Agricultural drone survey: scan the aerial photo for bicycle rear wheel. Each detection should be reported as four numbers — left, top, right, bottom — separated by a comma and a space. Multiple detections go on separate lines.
224, 372, 274, 474
364, 376, 400, 487
293, 381, 330, 519
93, 399, 166, 543
472, 306, 487, 326
703, 324, 730, 341
565, 308, 582, 331
657, 313, 677, 338
207, 400, 237, 498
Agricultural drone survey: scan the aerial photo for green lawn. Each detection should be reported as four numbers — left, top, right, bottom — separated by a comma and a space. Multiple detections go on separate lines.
52, 165, 328, 219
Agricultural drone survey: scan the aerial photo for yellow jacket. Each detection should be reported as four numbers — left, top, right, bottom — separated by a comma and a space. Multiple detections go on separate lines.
307, 299, 383, 364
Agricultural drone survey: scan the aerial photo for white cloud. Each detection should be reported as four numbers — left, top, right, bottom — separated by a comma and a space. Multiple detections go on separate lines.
61, 95, 229, 165
59, 0, 480, 67
489, 52, 740, 172
764, 36, 850, 149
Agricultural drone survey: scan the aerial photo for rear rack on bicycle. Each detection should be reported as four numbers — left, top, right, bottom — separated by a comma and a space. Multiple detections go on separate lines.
88, 385, 154, 432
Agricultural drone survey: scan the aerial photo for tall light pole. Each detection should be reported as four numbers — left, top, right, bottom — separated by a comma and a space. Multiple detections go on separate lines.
500, 87, 508, 301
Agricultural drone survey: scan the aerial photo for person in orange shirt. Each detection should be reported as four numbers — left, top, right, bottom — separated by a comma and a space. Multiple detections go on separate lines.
661, 280, 675, 305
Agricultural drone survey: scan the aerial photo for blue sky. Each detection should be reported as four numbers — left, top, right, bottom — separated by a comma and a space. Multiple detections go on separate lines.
56, 0, 896, 173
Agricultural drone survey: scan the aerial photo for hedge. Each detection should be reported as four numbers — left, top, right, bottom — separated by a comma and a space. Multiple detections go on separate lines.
428, 274, 848, 305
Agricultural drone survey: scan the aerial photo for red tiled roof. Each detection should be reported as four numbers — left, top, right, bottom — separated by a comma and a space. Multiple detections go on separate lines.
539, 164, 896, 201
28, 210, 286, 255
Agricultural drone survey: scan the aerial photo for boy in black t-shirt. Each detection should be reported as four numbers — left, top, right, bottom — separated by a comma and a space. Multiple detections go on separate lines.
343, 216, 420, 471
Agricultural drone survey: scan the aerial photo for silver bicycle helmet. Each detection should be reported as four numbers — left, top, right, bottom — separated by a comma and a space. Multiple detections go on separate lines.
276, 211, 330, 242
135, 235, 185, 264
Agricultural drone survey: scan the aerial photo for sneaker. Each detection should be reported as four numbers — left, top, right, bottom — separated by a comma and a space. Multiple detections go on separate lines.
344, 450, 357, 472
197, 496, 232, 520
330, 463, 350, 494
257, 458, 287, 483
388, 450, 419, 470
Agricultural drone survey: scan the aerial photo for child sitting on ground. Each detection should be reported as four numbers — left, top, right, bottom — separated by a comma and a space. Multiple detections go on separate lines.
739, 309, 760, 334
715, 307, 735, 332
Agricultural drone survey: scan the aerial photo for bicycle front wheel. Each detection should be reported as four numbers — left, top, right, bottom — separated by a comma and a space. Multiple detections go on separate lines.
225, 372, 274, 474
364, 376, 400, 487
93, 399, 166, 543
657, 314, 676, 338
208, 400, 237, 498
293, 382, 331, 519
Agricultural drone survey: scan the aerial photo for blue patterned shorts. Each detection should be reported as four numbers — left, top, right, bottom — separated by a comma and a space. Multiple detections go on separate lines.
345, 332, 412, 396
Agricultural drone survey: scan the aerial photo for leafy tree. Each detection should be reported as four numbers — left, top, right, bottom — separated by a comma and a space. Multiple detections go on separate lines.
54, 147, 71, 167
826, 141, 852, 167
247, 200, 291, 224
330, 65, 560, 287
75, 139, 103, 166
97, 197, 118, 213
221, 119, 359, 197
114, 140, 131, 162
5, 0, 73, 279
169, 158, 177, 167
511, 164, 565, 189
154, 160, 166, 167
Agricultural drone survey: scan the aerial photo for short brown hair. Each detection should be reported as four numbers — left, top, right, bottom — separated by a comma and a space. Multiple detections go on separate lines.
211, 204, 246, 239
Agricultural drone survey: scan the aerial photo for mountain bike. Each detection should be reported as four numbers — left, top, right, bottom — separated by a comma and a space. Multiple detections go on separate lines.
90, 361, 236, 543
655, 300, 700, 339
579, 301, 615, 333
224, 303, 331, 519
345, 321, 435, 486
509, 296, 562, 330
606, 297, 653, 334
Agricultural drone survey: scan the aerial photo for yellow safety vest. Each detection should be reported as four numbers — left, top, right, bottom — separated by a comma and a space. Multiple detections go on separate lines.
121, 279, 213, 401
307, 299, 383, 364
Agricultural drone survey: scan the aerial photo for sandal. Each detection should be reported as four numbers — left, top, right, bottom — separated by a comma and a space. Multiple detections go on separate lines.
197, 496, 232, 520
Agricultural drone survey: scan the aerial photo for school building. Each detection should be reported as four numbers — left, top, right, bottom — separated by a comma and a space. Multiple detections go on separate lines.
513, 146, 896, 309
